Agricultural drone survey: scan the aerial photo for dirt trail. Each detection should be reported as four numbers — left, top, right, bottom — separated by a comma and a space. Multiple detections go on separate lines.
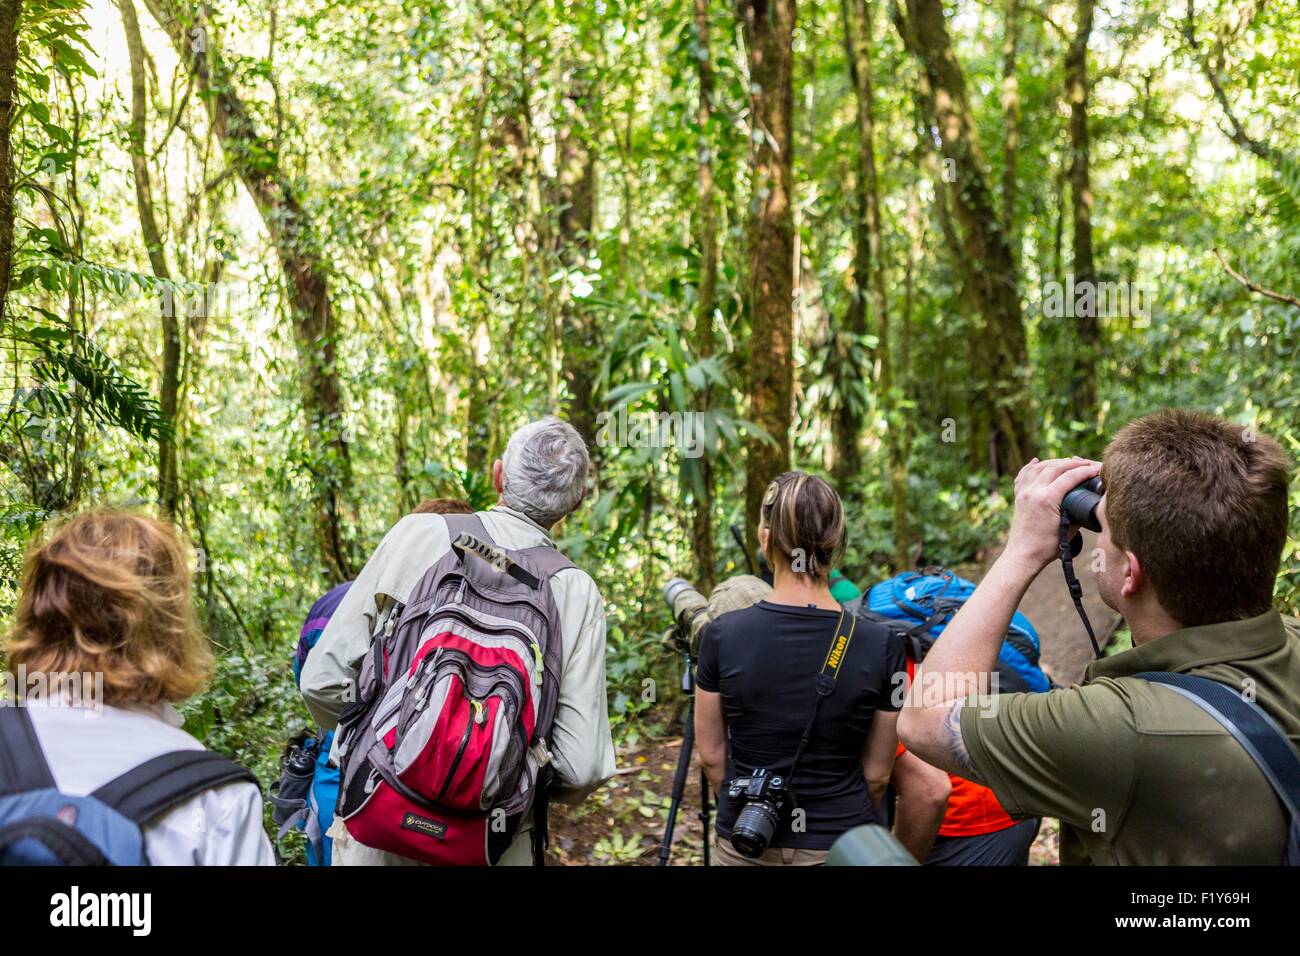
979, 529, 1121, 686
549, 548, 1121, 865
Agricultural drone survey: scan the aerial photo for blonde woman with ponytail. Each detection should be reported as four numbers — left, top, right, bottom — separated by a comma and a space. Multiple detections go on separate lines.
694, 472, 906, 865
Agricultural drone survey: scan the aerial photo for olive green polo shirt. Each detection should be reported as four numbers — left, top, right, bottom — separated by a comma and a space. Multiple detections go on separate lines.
959, 610, 1300, 864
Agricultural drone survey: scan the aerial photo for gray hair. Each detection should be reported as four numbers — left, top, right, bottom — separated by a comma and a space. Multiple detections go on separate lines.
501, 417, 590, 526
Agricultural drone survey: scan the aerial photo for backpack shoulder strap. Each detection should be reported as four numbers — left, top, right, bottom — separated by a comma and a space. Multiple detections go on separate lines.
0, 706, 56, 794
1135, 672, 1300, 817
446, 512, 577, 588
520, 544, 576, 579
444, 513, 542, 589
90, 750, 258, 825
442, 511, 490, 544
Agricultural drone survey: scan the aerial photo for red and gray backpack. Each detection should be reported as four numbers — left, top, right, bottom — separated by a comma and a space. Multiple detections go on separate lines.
333, 513, 573, 865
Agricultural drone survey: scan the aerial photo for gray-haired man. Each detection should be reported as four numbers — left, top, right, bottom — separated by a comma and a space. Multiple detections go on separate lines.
301, 417, 616, 865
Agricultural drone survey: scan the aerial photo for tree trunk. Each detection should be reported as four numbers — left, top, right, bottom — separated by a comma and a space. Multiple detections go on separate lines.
892, 186, 923, 568
464, 63, 493, 473
144, 0, 353, 578
843, 0, 905, 548
895, 0, 1036, 476
119, 0, 181, 517
836, 0, 883, 488
1000, 0, 1021, 254
1066, 0, 1099, 430
691, 0, 718, 590
741, 0, 796, 557
0, 0, 20, 327
555, 78, 600, 452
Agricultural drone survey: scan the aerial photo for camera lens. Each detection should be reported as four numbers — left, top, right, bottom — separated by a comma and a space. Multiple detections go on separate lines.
731, 800, 782, 859
663, 578, 691, 609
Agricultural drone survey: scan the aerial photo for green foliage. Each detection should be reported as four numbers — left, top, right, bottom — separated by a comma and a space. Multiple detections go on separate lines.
1, 2, 1299, 860
592, 828, 646, 864
1258, 151, 1300, 233
16, 323, 171, 441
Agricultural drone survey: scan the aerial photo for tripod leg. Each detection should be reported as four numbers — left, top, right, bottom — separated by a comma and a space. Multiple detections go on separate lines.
656, 699, 698, 866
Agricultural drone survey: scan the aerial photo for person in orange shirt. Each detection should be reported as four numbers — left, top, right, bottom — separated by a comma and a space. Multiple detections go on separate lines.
891, 655, 1040, 864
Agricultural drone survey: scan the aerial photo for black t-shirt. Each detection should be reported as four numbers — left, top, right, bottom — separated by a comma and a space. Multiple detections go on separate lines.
695, 600, 906, 849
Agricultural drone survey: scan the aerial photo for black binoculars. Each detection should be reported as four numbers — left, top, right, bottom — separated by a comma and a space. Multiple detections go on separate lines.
1062, 476, 1103, 533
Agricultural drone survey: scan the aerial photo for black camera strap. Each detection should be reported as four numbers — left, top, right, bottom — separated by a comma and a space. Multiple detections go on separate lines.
787, 609, 857, 780
1059, 512, 1102, 659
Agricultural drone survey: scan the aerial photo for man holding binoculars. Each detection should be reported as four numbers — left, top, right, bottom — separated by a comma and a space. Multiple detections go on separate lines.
898, 409, 1300, 864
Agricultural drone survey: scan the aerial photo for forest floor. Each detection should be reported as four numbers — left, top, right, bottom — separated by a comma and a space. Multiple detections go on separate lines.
548, 536, 1120, 866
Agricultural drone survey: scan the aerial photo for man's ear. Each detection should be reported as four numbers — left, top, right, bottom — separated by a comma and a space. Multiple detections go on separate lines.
492, 459, 505, 496
1120, 549, 1143, 598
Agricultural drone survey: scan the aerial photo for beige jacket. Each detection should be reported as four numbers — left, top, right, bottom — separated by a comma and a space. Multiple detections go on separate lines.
300, 506, 616, 864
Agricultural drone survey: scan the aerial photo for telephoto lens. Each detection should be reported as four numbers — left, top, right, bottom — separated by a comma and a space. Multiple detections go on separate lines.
663, 578, 711, 652
1061, 476, 1104, 533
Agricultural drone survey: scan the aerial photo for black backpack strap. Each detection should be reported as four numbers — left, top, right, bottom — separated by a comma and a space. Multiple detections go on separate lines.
530, 764, 554, 867
1136, 672, 1300, 818
0, 818, 111, 866
90, 750, 258, 825
0, 706, 57, 794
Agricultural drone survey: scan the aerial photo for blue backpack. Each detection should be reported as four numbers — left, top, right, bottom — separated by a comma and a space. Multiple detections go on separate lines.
271, 581, 350, 866
849, 568, 1051, 694
0, 706, 256, 865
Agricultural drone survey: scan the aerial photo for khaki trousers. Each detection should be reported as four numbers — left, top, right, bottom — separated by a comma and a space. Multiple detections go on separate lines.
712, 838, 829, 867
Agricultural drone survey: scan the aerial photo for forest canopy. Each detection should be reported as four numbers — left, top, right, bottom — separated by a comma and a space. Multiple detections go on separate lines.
0, 0, 1297, 853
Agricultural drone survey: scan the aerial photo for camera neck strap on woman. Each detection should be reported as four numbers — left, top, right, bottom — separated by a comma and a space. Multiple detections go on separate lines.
788, 609, 858, 779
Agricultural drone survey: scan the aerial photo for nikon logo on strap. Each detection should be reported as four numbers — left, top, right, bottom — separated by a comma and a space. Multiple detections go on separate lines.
821, 611, 856, 684
827, 633, 849, 672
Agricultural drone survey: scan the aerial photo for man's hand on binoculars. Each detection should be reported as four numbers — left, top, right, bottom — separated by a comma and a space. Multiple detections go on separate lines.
1004, 456, 1103, 575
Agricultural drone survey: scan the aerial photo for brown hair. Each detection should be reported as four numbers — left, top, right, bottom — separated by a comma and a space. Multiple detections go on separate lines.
759, 471, 846, 582
4, 509, 211, 705
1103, 409, 1292, 626
412, 498, 474, 515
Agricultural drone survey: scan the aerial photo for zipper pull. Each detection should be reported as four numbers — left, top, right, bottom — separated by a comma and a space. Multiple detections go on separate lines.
471, 698, 486, 726
454, 578, 468, 605
530, 641, 544, 686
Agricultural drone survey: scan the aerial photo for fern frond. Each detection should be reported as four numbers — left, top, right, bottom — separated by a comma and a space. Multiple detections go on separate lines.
3, 315, 171, 441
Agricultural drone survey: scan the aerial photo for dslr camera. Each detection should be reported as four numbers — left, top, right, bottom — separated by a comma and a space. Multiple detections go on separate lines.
727, 768, 792, 858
